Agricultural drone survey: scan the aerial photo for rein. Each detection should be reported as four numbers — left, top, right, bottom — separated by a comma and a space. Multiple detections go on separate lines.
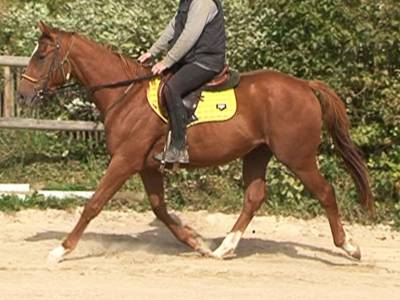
95, 73, 157, 118
41, 71, 157, 99
88, 73, 157, 93
40, 71, 157, 120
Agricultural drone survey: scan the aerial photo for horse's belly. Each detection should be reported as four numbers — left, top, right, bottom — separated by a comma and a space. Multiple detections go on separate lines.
186, 121, 264, 167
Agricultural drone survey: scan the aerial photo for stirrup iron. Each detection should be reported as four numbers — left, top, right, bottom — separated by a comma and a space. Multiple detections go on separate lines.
159, 131, 172, 173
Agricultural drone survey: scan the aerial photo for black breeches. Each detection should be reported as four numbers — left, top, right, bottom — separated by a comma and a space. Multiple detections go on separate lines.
164, 63, 217, 148
166, 63, 217, 99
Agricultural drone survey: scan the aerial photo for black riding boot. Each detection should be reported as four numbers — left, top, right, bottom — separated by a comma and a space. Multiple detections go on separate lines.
155, 86, 189, 164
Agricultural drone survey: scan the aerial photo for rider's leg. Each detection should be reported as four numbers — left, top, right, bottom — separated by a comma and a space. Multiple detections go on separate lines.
156, 63, 217, 163
164, 85, 189, 154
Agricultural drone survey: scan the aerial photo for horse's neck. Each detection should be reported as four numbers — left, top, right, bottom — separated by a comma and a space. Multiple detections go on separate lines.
69, 36, 147, 115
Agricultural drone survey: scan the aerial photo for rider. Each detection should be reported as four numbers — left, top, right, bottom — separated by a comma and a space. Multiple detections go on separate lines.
139, 0, 226, 164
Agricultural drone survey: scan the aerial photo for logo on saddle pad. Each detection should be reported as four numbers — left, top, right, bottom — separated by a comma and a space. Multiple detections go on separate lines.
147, 79, 237, 127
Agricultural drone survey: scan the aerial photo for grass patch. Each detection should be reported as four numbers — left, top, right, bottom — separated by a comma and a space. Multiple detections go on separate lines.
0, 193, 85, 212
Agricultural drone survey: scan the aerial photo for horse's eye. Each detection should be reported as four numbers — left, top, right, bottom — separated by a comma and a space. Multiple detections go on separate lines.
36, 43, 48, 60
36, 52, 46, 60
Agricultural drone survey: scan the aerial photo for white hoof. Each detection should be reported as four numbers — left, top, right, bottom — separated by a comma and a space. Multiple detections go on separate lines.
212, 248, 236, 260
47, 246, 69, 265
212, 231, 242, 259
341, 235, 361, 260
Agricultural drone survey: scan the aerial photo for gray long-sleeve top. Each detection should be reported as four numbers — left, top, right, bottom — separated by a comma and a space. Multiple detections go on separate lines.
149, 0, 218, 68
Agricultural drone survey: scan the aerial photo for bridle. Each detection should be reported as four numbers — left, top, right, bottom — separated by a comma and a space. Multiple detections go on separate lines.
21, 32, 158, 118
21, 34, 76, 101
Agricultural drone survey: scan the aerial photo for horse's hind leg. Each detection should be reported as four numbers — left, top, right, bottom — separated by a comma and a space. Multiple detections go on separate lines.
140, 169, 212, 256
213, 146, 271, 259
285, 157, 361, 259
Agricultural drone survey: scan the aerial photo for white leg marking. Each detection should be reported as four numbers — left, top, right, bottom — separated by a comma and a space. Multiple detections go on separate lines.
47, 245, 69, 264
341, 233, 361, 260
213, 231, 243, 259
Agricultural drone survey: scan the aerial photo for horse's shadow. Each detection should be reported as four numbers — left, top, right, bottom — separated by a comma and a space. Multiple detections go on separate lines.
25, 218, 357, 266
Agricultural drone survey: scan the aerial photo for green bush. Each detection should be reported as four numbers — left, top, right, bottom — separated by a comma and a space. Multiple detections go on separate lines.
0, 0, 399, 225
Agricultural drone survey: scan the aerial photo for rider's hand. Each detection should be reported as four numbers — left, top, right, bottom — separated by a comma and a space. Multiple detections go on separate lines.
138, 52, 152, 64
152, 62, 167, 75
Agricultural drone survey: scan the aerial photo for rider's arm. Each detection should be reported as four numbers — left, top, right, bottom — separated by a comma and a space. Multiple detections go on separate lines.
149, 16, 176, 57
160, 0, 218, 68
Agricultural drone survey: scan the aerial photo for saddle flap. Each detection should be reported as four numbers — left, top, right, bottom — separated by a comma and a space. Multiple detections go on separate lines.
147, 78, 237, 127
157, 74, 171, 118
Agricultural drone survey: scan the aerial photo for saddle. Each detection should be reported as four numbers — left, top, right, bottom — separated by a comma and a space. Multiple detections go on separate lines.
158, 65, 240, 122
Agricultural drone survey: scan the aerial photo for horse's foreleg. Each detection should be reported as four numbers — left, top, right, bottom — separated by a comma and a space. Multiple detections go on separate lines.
48, 155, 135, 264
213, 147, 271, 259
140, 169, 212, 256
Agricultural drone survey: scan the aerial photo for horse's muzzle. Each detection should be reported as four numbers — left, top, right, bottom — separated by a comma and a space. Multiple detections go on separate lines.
17, 79, 41, 106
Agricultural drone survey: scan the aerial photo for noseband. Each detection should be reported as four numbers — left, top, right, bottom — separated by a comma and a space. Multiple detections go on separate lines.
21, 34, 76, 100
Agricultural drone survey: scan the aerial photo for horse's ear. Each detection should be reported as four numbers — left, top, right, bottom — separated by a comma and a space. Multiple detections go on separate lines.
37, 20, 52, 36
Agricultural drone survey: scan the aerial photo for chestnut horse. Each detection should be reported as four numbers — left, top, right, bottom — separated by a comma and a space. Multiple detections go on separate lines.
18, 22, 373, 263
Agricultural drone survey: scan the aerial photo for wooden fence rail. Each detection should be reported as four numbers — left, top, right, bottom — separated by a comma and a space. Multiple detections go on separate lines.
0, 117, 104, 131
1, 55, 30, 118
0, 55, 105, 134
0, 56, 30, 67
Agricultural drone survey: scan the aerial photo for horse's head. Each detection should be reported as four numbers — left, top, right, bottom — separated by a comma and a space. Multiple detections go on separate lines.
18, 21, 75, 106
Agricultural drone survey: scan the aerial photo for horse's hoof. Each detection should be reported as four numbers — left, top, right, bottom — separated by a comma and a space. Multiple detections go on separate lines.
182, 225, 213, 257
341, 236, 361, 260
47, 245, 68, 265
212, 231, 242, 260
212, 249, 237, 260
194, 238, 213, 257
196, 246, 213, 257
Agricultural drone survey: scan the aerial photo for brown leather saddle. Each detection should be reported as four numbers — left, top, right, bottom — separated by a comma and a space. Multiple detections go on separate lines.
157, 65, 240, 122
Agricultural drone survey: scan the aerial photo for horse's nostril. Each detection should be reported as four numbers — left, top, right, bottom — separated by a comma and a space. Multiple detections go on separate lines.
17, 92, 32, 106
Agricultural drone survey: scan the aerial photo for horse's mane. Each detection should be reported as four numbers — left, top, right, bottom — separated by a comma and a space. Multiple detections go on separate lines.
63, 29, 152, 79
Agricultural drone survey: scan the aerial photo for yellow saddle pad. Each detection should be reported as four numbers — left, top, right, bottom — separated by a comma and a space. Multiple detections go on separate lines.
147, 79, 237, 127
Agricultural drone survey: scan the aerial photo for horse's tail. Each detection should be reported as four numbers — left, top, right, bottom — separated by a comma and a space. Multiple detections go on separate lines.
308, 80, 375, 215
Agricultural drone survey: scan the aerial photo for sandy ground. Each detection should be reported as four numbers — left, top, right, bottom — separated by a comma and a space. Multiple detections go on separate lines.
0, 209, 399, 300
